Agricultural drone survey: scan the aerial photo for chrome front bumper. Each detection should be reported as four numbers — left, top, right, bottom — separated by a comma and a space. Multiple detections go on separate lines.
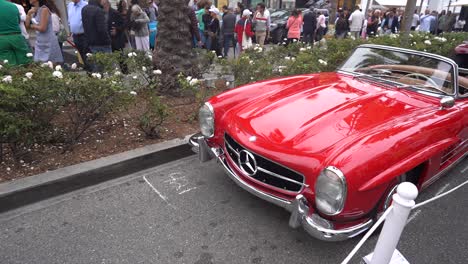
189, 133, 373, 241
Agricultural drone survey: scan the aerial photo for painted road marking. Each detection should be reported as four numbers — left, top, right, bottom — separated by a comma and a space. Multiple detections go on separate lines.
143, 175, 176, 209
436, 183, 450, 196
406, 209, 422, 224
178, 187, 198, 195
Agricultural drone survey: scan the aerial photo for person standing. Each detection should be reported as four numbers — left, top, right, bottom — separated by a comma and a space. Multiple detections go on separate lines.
419, 9, 434, 33
235, 9, 254, 52
429, 11, 438, 34
0, 0, 31, 65
130, 4, 150, 51
206, 7, 220, 54
253, 3, 269, 48
286, 9, 303, 44
82, 0, 111, 54
382, 10, 399, 34
335, 13, 348, 39
348, 6, 364, 39
8, 0, 30, 46
366, 10, 380, 36
196, 1, 209, 48
222, 7, 236, 57
68, 0, 88, 66
103, 0, 126, 51
316, 10, 326, 41
445, 11, 456, 33
302, 7, 317, 44
411, 10, 419, 31
25, 0, 63, 63
437, 10, 447, 34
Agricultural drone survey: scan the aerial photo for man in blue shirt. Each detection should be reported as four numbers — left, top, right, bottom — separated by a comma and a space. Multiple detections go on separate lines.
68, 0, 88, 68
419, 9, 434, 33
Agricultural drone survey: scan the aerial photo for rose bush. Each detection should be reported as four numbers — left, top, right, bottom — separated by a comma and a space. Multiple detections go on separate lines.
221, 32, 467, 86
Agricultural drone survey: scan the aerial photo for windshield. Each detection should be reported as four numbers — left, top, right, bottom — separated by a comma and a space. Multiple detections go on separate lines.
339, 47, 455, 96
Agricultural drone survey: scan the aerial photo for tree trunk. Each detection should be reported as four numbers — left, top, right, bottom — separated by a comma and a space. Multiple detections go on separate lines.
400, 0, 418, 46
329, 0, 337, 25
152, 0, 199, 92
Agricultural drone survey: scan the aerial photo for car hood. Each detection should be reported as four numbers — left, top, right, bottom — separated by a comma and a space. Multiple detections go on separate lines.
225, 73, 436, 158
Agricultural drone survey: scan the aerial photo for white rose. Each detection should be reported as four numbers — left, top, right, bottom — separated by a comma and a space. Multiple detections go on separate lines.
424, 40, 431, 45
299, 48, 306, 52
0, 65, 3, 69
284, 57, 291, 60
86, 53, 93, 57
55, 65, 62, 71
186, 76, 192, 81
153, 69, 162, 75
26, 53, 33, 58
249, 60, 253, 65
128, 53, 134, 58
3, 60, 8, 64
226, 81, 230, 86
132, 52, 137, 56
47, 61, 54, 69
133, 75, 138, 79
189, 78, 199, 85
142, 66, 147, 72
130, 91, 137, 95
52, 71, 63, 79
318, 59, 328, 66
25, 72, 33, 79
114, 71, 121, 76
2, 75, 12, 83
91, 73, 102, 79
71, 63, 77, 70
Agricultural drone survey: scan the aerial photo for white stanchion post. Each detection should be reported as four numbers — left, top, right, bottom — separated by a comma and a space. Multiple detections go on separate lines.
370, 182, 418, 264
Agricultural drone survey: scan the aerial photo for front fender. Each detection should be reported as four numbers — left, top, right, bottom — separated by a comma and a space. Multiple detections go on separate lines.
358, 137, 458, 191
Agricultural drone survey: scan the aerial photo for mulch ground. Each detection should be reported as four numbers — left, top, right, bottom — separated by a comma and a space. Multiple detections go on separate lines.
0, 95, 202, 183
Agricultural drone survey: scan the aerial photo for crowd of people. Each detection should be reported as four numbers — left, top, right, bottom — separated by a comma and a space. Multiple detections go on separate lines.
0, 0, 159, 67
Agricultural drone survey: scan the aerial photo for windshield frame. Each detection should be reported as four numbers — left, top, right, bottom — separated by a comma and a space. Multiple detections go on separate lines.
337, 44, 460, 99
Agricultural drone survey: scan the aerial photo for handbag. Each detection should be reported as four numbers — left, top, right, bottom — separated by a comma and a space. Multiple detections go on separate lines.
242, 19, 252, 50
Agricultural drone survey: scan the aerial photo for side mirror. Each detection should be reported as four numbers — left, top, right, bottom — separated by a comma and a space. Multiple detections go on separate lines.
440, 96, 455, 109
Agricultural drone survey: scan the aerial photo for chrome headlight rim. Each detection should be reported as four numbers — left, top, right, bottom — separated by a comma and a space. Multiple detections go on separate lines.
199, 102, 214, 138
315, 166, 347, 216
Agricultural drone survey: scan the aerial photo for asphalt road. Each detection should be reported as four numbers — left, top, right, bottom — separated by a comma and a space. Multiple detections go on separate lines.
1, 156, 467, 264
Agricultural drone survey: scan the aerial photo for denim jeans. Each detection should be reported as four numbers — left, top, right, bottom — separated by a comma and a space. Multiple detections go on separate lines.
223, 33, 236, 58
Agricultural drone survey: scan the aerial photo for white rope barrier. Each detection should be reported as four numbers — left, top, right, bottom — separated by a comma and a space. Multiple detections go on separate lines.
413, 178, 468, 209
341, 177, 468, 264
340, 205, 393, 264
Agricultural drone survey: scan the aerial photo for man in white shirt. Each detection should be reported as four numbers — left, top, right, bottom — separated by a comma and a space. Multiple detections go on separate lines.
411, 10, 419, 30
419, 9, 434, 33
8, 0, 29, 41
348, 5, 364, 39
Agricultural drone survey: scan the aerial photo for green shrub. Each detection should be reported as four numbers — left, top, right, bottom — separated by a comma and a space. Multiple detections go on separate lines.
222, 32, 468, 86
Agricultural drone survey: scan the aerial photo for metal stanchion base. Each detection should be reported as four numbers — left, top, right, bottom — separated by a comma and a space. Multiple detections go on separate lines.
363, 249, 410, 264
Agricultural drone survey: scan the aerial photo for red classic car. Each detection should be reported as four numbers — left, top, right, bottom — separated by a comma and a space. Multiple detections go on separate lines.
189, 45, 468, 241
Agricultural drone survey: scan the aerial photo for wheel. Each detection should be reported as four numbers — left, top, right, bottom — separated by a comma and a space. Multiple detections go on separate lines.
402, 73, 439, 88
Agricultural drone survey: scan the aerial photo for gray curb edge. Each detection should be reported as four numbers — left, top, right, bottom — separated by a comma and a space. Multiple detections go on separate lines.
0, 135, 194, 213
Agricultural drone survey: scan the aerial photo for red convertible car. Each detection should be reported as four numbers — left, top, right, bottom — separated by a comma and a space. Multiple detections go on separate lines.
189, 45, 468, 241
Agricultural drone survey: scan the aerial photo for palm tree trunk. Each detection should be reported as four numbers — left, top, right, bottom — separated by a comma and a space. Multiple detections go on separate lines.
329, 0, 337, 25
400, 0, 418, 46
152, 0, 198, 91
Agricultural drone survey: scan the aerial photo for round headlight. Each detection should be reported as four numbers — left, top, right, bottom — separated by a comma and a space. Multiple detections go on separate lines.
199, 103, 214, 138
315, 166, 347, 216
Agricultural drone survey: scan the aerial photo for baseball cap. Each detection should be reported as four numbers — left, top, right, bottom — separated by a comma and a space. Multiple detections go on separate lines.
242, 9, 252, 16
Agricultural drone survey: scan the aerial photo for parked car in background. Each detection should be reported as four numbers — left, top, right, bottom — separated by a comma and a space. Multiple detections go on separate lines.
268, 9, 291, 44
304, 0, 331, 9
268, 8, 329, 44
190, 45, 468, 241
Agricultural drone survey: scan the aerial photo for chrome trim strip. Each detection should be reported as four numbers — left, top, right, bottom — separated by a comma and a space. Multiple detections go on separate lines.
422, 152, 468, 189
441, 139, 468, 161
225, 140, 240, 157
257, 167, 307, 187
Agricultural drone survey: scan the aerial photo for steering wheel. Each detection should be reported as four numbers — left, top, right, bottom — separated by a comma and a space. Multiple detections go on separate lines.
402, 73, 439, 88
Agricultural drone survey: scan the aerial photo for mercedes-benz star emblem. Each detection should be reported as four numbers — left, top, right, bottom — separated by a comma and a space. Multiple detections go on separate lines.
238, 150, 257, 176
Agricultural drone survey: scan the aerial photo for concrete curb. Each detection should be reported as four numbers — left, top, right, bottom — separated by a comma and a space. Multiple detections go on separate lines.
0, 135, 194, 213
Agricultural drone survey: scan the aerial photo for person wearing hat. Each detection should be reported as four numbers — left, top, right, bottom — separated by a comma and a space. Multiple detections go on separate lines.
206, 7, 220, 54
235, 9, 254, 52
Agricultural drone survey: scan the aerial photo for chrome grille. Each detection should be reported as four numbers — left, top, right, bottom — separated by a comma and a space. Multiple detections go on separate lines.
224, 134, 305, 192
